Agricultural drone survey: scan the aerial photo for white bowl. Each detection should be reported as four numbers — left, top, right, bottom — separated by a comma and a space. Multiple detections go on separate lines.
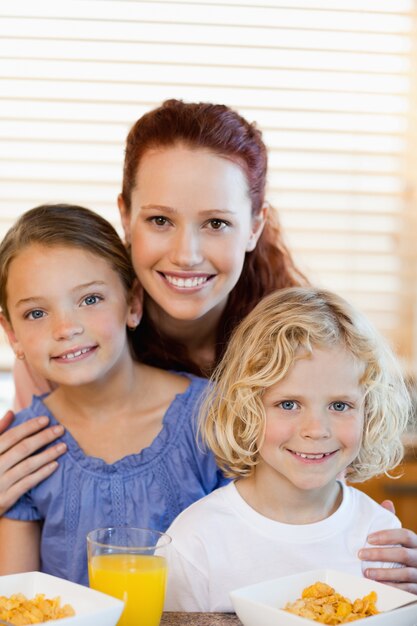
230, 568, 417, 626
0, 571, 124, 626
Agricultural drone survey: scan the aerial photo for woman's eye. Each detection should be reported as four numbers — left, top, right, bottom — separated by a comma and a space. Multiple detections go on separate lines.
82, 295, 102, 306
26, 309, 45, 320
330, 401, 349, 412
279, 400, 297, 410
208, 219, 228, 230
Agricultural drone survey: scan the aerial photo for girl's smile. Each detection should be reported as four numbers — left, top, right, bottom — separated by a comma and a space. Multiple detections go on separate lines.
51, 344, 98, 362
4, 244, 140, 389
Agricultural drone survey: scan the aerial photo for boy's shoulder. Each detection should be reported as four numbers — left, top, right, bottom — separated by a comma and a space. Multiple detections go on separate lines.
168, 482, 233, 534
345, 484, 401, 528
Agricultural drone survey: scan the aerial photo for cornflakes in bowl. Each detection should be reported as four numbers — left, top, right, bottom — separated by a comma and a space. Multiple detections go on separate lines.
284, 580, 379, 623
0, 592, 75, 624
230, 569, 417, 626
0, 572, 123, 626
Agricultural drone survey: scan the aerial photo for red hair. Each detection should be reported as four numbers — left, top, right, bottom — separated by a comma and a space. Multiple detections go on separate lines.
122, 99, 307, 375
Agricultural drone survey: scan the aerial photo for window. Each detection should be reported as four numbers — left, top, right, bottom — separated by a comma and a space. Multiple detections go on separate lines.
0, 0, 416, 370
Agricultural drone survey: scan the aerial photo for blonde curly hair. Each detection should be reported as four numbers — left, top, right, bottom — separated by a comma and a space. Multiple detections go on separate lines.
201, 287, 410, 483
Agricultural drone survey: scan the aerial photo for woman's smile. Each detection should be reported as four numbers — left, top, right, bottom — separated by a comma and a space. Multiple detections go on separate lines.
119, 145, 263, 323
157, 271, 215, 292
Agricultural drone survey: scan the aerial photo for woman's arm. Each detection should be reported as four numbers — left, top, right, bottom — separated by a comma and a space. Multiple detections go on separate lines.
0, 411, 66, 515
0, 516, 41, 574
13, 357, 54, 412
359, 528, 417, 594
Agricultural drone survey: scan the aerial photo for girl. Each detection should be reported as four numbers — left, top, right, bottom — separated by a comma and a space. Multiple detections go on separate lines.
0, 204, 225, 585
163, 287, 411, 612
2, 99, 417, 587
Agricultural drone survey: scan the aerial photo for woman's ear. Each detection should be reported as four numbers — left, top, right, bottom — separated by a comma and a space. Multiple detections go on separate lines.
127, 280, 143, 330
117, 193, 131, 245
246, 202, 269, 252
0, 314, 25, 360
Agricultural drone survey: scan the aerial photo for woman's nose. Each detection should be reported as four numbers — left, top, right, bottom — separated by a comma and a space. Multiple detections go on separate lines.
170, 227, 203, 268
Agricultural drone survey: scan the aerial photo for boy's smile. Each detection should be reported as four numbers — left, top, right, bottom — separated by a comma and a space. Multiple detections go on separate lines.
250, 344, 365, 518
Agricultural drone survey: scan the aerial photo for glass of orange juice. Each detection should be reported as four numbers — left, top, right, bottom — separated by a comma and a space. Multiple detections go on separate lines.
87, 527, 171, 626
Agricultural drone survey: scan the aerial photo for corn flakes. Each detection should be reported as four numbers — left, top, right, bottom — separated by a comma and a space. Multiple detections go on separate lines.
0, 593, 75, 625
283, 581, 379, 624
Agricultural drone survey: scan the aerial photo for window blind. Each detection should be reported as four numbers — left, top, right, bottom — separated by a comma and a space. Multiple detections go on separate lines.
0, 0, 416, 370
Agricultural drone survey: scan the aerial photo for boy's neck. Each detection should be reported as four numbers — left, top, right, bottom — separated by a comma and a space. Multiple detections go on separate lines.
235, 472, 343, 525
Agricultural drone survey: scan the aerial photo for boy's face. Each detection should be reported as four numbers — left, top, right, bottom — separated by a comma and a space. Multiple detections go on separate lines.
257, 345, 365, 497
2, 243, 141, 388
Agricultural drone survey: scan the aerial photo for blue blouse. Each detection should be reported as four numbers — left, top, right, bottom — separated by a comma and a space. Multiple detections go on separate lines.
5, 374, 227, 586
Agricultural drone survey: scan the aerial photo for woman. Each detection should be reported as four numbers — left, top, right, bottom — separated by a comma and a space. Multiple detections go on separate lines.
1, 99, 417, 591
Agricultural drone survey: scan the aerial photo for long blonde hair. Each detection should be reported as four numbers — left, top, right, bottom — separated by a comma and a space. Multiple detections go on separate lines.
201, 287, 410, 483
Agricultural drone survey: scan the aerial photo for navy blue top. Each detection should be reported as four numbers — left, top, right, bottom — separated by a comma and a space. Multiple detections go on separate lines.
5, 374, 227, 585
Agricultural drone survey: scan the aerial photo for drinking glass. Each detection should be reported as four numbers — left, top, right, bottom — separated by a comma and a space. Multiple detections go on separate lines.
87, 527, 171, 626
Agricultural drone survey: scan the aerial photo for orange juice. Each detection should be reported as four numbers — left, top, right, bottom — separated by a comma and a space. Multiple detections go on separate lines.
88, 553, 167, 626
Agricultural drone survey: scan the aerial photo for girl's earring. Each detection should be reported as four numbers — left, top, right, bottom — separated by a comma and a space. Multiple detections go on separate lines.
16, 351, 25, 360
127, 324, 138, 332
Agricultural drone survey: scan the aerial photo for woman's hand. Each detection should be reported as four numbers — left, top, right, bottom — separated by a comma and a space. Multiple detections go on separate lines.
0, 411, 66, 515
359, 528, 417, 595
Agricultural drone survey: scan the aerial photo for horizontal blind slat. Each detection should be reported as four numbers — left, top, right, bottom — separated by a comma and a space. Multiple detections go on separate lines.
0, 0, 414, 370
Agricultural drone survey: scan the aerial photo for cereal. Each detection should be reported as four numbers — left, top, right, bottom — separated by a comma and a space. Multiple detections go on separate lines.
283, 581, 379, 624
0, 593, 75, 625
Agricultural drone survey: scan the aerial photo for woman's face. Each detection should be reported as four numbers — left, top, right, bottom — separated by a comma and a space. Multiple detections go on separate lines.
119, 145, 265, 322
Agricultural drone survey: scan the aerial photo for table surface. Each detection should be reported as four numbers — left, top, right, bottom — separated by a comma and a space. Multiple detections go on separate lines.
161, 612, 242, 625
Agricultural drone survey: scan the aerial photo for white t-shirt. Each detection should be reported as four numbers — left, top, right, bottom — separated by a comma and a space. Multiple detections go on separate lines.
164, 481, 401, 612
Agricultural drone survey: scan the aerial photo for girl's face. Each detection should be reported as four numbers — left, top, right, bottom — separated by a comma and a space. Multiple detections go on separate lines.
2, 244, 141, 388
118, 145, 265, 322
257, 345, 365, 497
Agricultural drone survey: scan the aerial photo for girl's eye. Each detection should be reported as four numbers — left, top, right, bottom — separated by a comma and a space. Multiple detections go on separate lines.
279, 400, 297, 411
26, 309, 45, 320
82, 295, 102, 306
207, 219, 228, 231
330, 401, 349, 412
150, 216, 169, 227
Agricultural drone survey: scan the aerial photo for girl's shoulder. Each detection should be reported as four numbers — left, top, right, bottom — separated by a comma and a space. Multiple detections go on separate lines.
165, 372, 209, 410
162, 372, 209, 434
10, 393, 54, 428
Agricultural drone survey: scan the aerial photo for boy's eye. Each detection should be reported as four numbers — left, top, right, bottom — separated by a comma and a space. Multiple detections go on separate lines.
330, 401, 349, 412
82, 295, 102, 306
26, 309, 45, 320
279, 400, 297, 410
